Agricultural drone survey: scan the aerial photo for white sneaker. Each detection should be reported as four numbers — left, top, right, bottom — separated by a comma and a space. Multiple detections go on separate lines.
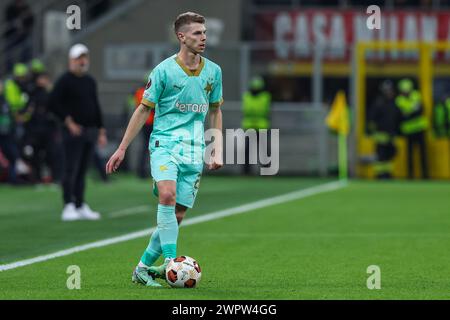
78, 203, 101, 220
61, 203, 82, 221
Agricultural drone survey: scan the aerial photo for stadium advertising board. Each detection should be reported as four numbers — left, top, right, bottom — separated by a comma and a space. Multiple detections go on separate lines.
254, 10, 450, 61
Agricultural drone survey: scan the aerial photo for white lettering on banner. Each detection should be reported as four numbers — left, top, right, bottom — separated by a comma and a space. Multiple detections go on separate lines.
312, 13, 327, 49
422, 16, 437, 42
329, 15, 346, 58
422, 16, 438, 59
271, 11, 450, 60
294, 14, 309, 58
404, 15, 419, 59
388, 15, 399, 59
377, 15, 387, 59
275, 12, 291, 59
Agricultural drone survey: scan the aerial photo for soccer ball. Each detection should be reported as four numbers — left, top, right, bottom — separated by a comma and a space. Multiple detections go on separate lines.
165, 256, 202, 288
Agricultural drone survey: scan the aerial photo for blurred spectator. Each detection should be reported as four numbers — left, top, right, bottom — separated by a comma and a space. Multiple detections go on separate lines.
23, 71, 63, 183
0, 80, 19, 184
4, 63, 30, 112
3, 0, 34, 72
4, 63, 32, 142
133, 72, 155, 179
395, 78, 429, 179
368, 80, 401, 179
241, 76, 271, 175
49, 43, 107, 221
29, 58, 46, 87
433, 92, 450, 138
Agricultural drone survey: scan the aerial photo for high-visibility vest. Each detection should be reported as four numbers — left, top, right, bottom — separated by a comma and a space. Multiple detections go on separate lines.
4, 79, 28, 113
433, 98, 450, 137
395, 90, 428, 135
242, 91, 271, 130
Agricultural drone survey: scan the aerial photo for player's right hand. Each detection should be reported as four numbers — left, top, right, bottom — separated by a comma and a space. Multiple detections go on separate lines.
106, 148, 126, 174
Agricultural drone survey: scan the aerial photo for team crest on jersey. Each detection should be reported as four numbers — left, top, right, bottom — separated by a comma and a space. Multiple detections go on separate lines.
204, 82, 213, 94
145, 78, 152, 89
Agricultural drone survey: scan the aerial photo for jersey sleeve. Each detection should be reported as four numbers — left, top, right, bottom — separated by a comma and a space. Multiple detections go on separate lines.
141, 68, 164, 108
209, 66, 224, 108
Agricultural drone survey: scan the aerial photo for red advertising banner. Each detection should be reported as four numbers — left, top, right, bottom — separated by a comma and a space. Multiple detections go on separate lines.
254, 10, 450, 61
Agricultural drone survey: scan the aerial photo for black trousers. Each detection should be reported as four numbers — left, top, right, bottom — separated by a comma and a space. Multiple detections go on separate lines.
62, 128, 97, 207
23, 127, 59, 183
406, 131, 428, 179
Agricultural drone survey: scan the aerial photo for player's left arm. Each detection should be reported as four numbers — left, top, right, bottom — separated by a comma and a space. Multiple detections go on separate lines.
207, 66, 224, 170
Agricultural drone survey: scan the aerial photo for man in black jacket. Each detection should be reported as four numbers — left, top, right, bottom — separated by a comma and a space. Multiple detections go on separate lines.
25, 72, 62, 183
49, 44, 107, 221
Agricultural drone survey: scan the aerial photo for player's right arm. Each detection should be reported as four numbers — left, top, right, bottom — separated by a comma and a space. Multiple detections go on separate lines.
106, 68, 163, 174
106, 104, 152, 174
106, 67, 163, 174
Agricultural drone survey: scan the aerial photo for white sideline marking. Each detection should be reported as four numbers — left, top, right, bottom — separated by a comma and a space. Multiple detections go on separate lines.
0, 180, 346, 272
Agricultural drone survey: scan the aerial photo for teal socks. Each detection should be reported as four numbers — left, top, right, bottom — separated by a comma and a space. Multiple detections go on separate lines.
156, 204, 178, 259
140, 229, 161, 267
140, 204, 178, 266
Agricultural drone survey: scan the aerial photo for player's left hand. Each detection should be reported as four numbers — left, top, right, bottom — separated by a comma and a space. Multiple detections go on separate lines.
207, 150, 223, 170
106, 148, 125, 174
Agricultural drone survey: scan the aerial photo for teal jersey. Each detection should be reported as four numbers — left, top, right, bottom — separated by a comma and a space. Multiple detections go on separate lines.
142, 54, 223, 161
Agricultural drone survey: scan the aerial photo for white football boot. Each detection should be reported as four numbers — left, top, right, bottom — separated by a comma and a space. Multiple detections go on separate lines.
78, 203, 101, 220
61, 203, 82, 221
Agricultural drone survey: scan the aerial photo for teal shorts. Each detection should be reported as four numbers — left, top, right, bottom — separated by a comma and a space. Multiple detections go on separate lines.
150, 146, 203, 208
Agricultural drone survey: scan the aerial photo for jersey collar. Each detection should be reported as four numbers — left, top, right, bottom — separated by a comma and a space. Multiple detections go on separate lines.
175, 55, 205, 77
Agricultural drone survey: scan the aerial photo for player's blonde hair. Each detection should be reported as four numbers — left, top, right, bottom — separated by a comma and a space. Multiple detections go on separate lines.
174, 12, 205, 34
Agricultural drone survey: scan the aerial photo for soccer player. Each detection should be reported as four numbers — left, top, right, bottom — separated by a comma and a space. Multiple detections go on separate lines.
106, 12, 223, 287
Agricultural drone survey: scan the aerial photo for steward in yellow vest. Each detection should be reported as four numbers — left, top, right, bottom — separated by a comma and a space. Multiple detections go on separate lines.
433, 95, 450, 138
4, 63, 32, 130
395, 78, 429, 179
242, 76, 271, 130
241, 76, 271, 175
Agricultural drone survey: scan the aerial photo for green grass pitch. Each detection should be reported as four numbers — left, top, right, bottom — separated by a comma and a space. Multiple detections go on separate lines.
0, 175, 449, 299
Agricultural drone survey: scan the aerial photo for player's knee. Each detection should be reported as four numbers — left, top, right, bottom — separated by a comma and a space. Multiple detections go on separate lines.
159, 189, 176, 205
